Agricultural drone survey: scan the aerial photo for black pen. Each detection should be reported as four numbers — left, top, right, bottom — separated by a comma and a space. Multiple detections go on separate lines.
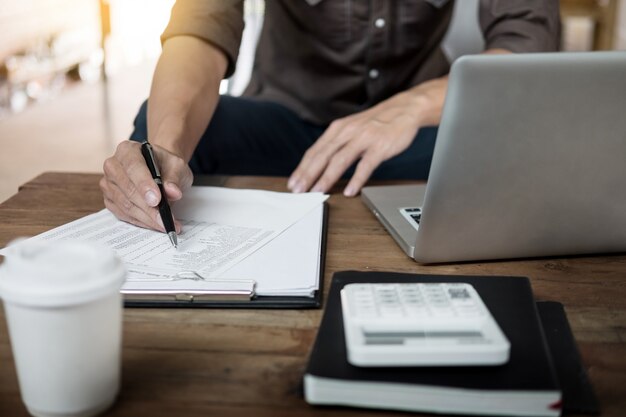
140, 141, 178, 248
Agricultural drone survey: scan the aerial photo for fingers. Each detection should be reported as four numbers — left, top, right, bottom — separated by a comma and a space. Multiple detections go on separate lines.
103, 157, 157, 221
288, 107, 422, 197
101, 140, 192, 233
104, 186, 184, 234
109, 141, 162, 207
101, 177, 164, 232
343, 152, 384, 197
101, 151, 162, 231
310, 139, 369, 193
288, 119, 354, 193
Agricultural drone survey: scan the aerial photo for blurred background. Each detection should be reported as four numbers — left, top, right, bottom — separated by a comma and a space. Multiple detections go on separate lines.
0, 0, 624, 203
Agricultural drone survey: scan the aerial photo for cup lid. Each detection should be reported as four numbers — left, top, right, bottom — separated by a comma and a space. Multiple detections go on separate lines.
0, 240, 126, 307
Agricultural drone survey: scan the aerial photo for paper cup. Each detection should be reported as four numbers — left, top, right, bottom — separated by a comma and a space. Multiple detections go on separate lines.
0, 240, 126, 417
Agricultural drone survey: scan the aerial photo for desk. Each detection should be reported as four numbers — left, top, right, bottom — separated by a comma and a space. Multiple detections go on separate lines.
1, 172, 625, 417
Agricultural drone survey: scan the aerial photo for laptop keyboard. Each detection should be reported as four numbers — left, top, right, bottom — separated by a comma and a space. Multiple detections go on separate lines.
399, 207, 422, 231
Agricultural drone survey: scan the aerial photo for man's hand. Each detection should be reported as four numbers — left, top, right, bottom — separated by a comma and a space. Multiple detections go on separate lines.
100, 141, 193, 232
99, 37, 226, 232
287, 77, 447, 197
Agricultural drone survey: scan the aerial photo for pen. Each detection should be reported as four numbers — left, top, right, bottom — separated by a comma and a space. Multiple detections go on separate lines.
140, 141, 178, 248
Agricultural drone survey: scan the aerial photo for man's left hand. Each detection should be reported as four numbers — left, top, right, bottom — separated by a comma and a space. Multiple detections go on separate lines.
287, 77, 446, 197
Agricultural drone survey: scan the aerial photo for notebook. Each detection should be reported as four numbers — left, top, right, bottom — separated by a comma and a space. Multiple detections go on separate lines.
304, 271, 598, 416
362, 52, 626, 263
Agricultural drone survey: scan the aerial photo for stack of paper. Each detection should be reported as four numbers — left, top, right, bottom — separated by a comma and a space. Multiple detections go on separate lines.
1, 187, 328, 298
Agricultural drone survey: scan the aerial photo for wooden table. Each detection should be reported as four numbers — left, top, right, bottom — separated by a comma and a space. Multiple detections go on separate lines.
1, 172, 625, 416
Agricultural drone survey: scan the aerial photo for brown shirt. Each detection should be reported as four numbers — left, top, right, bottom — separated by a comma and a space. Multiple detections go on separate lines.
162, 0, 560, 125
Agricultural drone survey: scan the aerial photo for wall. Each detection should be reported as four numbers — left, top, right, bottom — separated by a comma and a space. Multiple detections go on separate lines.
616, 0, 626, 49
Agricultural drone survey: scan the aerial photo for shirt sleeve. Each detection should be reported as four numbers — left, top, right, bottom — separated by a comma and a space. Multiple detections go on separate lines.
161, 0, 245, 78
479, 0, 561, 53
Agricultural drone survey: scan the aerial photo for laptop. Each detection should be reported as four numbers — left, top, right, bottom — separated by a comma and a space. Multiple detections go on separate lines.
362, 52, 626, 263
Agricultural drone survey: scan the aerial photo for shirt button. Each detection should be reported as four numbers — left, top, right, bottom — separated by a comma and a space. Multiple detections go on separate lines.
374, 18, 386, 29
369, 69, 380, 79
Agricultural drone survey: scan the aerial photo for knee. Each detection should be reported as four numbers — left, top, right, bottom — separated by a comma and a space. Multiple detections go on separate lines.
188, 96, 238, 174
371, 126, 439, 180
196, 95, 251, 156
129, 100, 148, 142
203, 95, 241, 140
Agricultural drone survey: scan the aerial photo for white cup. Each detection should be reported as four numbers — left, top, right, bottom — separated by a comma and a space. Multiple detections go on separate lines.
0, 240, 126, 417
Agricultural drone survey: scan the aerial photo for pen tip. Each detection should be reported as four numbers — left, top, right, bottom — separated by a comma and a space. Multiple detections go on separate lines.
168, 231, 178, 249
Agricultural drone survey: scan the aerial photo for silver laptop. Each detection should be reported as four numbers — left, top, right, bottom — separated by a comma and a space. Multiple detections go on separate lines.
362, 52, 626, 263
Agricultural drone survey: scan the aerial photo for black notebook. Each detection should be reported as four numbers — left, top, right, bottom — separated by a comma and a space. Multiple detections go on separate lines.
304, 271, 597, 416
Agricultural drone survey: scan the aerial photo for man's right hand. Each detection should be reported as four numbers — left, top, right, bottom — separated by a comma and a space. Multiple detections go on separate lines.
100, 141, 193, 233
99, 37, 225, 232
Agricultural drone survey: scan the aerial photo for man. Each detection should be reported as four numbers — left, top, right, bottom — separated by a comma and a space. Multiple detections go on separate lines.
100, 0, 559, 233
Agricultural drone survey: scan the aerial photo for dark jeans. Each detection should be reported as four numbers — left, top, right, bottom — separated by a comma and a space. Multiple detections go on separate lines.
130, 95, 437, 180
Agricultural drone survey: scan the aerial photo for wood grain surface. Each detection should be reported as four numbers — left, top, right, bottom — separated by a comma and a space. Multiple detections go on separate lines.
0, 172, 624, 416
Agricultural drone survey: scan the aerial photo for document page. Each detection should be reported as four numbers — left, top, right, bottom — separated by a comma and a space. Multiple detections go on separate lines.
1, 187, 328, 296
220, 204, 325, 296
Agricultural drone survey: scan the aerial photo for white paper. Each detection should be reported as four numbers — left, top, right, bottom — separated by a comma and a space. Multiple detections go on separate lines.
0, 187, 327, 297
123, 205, 325, 297
220, 204, 324, 296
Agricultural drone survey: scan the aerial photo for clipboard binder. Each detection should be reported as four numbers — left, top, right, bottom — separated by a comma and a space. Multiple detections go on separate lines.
123, 203, 328, 309
122, 277, 257, 302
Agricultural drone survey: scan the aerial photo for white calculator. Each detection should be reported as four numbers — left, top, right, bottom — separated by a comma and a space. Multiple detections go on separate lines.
340, 283, 510, 367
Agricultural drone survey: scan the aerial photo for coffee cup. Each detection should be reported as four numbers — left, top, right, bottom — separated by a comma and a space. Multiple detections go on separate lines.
0, 240, 125, 417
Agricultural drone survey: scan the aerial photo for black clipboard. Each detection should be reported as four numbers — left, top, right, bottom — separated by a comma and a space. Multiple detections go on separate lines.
123, 203, 328, 309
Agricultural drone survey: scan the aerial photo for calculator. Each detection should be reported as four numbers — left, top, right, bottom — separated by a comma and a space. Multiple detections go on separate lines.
340, 283, 510, 367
